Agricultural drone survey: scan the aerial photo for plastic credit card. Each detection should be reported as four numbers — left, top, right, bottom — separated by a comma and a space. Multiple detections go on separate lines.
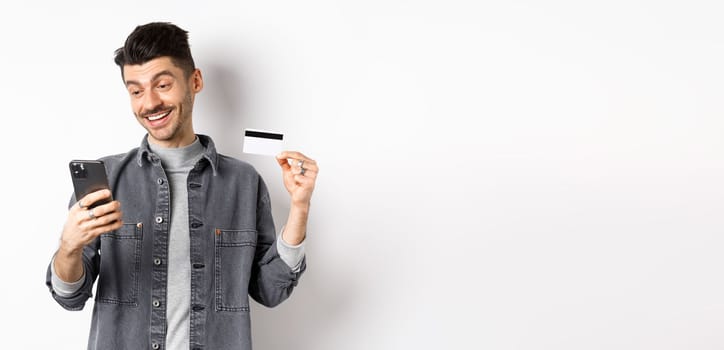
243, 129, 284, 156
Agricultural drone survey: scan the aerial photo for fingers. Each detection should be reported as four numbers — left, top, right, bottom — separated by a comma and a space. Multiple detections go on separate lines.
74, 200, 121, 221
293, 173, 317, 187
73, 191, 119, 229
277, 150, 310, 161
277, 151, 319, 178
77, 208, 124, 237
90, 200, 121, 218
277, 151, 316, 169
62, 199, 124, 253
276, 151, 318, 205
73, 200, 123, 233
87, 202, 122, 223
82, 212, 124, 236
276, 156, 292, 171
67, 217, 124, 249
292, 166, 318, 179
76, 189, 113, 211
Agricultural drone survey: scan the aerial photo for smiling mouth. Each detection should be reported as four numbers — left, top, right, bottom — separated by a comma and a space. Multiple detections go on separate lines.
146, 110, 172, 121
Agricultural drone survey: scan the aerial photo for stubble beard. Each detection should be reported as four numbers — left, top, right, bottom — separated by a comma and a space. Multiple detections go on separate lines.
140, 91, 194, 143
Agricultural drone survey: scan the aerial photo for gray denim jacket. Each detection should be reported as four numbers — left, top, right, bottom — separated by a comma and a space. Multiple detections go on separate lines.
45, 134, 305, 350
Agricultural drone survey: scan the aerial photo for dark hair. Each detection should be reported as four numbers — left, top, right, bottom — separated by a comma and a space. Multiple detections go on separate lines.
113, 22, 196, 78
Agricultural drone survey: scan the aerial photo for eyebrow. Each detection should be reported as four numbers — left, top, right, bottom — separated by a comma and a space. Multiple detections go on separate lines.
125, 70, 177, 87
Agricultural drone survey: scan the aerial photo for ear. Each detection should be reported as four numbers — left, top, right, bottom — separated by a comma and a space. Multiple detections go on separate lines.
191, 68, 204, 92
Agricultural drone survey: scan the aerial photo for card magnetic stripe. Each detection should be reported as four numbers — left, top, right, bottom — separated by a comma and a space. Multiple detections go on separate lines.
244, 130, 284, 140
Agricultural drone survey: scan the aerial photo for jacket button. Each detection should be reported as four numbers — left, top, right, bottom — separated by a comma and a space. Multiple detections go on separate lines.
154, 258, 162, 266
153, 300, 161, 308
192, 304, 205, 311
155, 216, 163, 224
152, 343, 160, 349
192, 263, 205, 269
157, 178, 164, 185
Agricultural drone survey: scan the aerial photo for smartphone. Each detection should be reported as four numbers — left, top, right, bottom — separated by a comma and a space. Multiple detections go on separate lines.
69, 160, 112, 209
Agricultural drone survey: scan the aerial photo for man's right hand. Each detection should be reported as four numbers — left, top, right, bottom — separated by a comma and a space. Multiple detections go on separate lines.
54, 189, 123, 282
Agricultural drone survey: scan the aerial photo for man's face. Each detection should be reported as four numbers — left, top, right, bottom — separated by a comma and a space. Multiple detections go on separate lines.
123, 57, 203, 147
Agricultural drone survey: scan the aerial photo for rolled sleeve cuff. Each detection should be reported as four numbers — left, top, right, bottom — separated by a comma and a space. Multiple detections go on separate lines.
50, 256, 86, 298
277, 227, 306, 273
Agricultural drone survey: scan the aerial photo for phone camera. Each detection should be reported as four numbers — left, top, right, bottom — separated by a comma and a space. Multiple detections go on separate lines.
71, 163, 87, 178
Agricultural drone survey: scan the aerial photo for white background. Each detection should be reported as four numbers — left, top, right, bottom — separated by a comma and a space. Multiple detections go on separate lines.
1, 0, 723, 349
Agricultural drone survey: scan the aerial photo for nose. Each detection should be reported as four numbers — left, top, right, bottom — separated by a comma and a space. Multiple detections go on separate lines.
143, 89, 162, 112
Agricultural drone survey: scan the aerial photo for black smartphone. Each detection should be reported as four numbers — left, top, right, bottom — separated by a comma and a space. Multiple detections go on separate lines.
69, 160, 112, 209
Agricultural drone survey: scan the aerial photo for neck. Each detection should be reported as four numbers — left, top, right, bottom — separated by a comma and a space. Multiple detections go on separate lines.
148, 130, 196, 148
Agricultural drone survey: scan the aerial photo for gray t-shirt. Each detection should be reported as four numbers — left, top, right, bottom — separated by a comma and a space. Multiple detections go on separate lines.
149, 138, 204, 350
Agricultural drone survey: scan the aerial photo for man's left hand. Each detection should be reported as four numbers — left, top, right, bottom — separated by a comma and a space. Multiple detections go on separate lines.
276, 151, 318, 207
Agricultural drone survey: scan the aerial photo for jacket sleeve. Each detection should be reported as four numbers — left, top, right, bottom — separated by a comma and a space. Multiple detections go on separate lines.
248, 177, 306, 308
45, 196, 101, 311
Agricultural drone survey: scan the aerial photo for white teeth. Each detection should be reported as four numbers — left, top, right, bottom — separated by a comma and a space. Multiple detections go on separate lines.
148, 111, 170, 121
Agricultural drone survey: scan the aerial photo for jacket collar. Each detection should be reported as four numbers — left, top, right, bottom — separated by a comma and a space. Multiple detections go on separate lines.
136, 134, 219, 175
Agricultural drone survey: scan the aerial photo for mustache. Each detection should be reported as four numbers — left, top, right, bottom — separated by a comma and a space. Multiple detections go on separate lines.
141, 105, 174, 118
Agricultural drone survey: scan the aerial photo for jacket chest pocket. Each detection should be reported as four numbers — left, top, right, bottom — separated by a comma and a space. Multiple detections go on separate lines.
96, 223, 143, 306
214, 228, 257, 312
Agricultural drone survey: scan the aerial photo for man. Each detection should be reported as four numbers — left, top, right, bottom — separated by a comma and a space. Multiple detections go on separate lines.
45, 22, 318, 350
